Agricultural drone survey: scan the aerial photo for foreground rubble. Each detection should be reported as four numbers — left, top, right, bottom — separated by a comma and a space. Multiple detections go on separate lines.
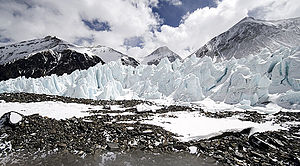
0, 93, 299, 166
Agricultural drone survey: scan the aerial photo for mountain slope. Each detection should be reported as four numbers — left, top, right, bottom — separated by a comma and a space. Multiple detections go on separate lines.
142, 46, 182, 65
0, 36, 70, 65
75, 45, 139, 67
191, 17, 300, 60
0, 36, 139, 81
0, 50, 103, 81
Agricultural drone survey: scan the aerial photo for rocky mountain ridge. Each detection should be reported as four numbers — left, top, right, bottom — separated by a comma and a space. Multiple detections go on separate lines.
0, 36, 138, 81
142, 46, 182, 65
190, 17, 300, 60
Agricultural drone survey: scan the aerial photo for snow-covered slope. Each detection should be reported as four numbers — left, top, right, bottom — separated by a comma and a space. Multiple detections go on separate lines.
74, 45, 139, 67
191, 17, 300, 60
0, 49, 104, 81
142, 46, 182, 65
1, 46, 300, 111
0, 36, 139, 66
0, 36, 71, 65
0, 36, 139, 81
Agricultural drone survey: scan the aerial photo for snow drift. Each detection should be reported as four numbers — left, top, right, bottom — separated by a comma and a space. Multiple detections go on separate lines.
1, 46, 300, 109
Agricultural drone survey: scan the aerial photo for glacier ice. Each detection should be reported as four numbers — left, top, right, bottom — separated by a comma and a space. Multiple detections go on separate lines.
277, 90, 300, 109
0, 46, 300, 109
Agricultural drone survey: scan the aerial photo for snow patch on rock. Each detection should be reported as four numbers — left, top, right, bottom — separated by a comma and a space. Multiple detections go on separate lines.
143, 111, 284, 142
9, 112, 23, 124
136, 104, 162, 112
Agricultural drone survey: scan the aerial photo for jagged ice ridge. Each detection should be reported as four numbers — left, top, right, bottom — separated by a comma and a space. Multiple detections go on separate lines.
1, 46, 300, 110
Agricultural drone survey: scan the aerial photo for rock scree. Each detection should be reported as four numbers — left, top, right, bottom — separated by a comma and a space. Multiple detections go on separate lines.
0, 92, 299, 166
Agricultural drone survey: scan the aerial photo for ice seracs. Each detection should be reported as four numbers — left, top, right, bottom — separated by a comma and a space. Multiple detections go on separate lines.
277, 90, 300, 109
1, 45, 300, 111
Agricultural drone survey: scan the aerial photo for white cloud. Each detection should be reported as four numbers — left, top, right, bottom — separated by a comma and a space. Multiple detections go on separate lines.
165, 0, 182, 6
0, 0, 159, 57
0, 0, 299, 59
153, 0, 300, 58
247, 0, 300, 20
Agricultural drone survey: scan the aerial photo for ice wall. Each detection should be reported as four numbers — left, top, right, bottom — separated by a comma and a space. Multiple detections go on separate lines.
0, 46, 300, 109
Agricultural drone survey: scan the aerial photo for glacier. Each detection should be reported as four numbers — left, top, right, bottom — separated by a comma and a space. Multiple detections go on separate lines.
1, 46, 300, 110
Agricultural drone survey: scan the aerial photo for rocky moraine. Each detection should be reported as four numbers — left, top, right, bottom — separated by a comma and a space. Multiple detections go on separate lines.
0, 93, 299, 166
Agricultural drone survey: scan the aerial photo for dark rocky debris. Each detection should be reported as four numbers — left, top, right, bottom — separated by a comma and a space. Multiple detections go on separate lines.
0, 92, 299, 166
0, 92, 148, 107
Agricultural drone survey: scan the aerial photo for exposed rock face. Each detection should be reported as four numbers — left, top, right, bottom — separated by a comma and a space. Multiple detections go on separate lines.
0, 36, 69, 65
191, 17, 300, 60
0, 36, 139, 81
120, 55, 139, 67
142, 46, 182, 65
0, 50, 104, 81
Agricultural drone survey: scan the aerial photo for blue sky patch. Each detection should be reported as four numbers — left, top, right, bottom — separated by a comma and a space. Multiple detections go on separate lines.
0, 35, 11, 44
74, 37, 94, 46
152, 0, 218, 27
82, 19, 111, 31
124, 36, 144, 48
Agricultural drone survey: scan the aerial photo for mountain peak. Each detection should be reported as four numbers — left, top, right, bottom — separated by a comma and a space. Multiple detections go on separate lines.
240, 16, 255, 22
44, 35, 60, 40
142, 46, 182, 65
0, 36, 140, 81
190, 16, 300, 60
150, 46, 172, 56
156, 46, 170, 50
0, 36, 71, 65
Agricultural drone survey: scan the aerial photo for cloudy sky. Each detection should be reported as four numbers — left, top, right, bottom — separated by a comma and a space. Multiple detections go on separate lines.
0, 0, 300, 59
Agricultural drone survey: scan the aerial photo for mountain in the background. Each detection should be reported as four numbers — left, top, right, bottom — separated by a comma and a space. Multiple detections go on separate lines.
190, 17, 300, 60
0, 36, 139, 81
83, 45, 139, 67
142, 46, 182, 65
